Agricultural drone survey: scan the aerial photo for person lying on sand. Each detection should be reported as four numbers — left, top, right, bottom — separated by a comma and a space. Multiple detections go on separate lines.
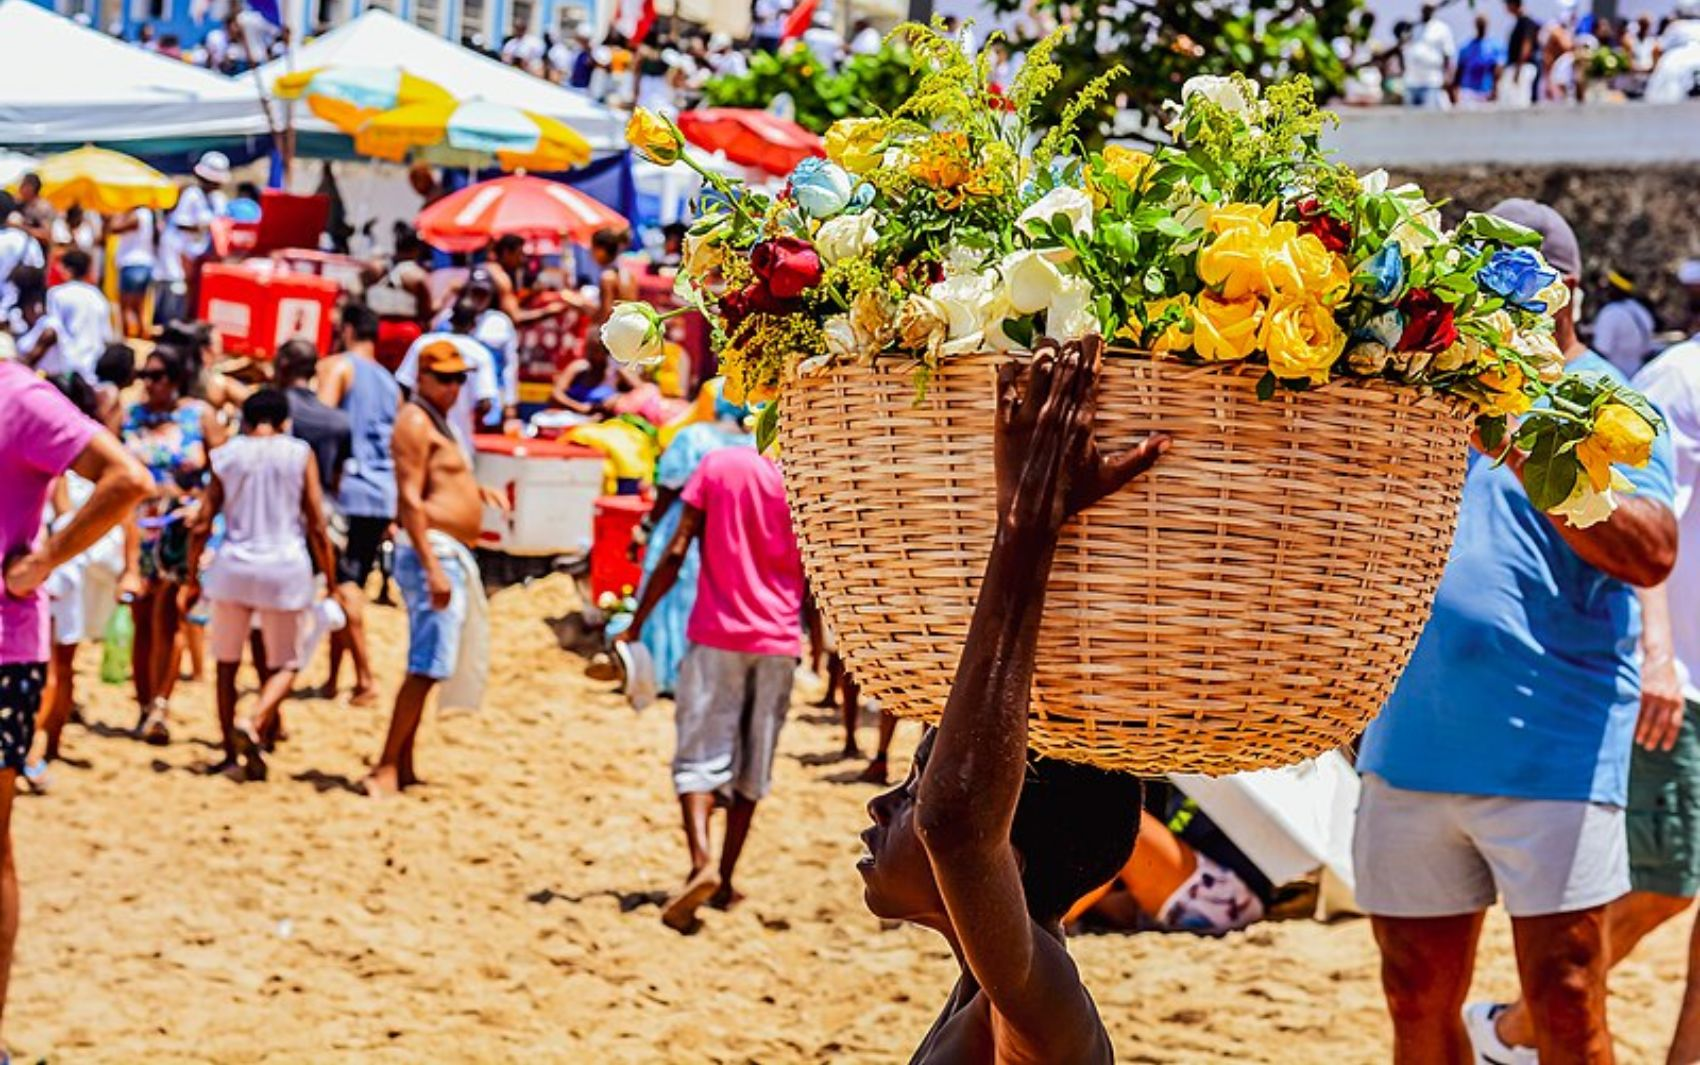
856, 336, 1168, 1063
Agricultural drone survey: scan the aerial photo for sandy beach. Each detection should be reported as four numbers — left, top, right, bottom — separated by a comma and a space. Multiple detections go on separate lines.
8, 572, 1692, 1063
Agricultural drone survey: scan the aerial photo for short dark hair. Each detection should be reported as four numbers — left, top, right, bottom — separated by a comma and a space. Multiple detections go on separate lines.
60, 248, 93, 279
395, 227, 424, 258
11, 268, 46, 309
1010, 755, 1144, 922
19, 173, 40, 195
341, 302, 380, 342
46, 372, 99, 419
449, 300, 479, 332
242, 387, 291, 430
0, 191, 15, 218
97, 342, 137, 388
494, 233, 525, 257
591, 226, 628, 258
274, 338, 320, 385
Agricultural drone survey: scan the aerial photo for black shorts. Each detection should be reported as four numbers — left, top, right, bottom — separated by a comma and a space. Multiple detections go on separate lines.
336, 515, 392, 588
0, 663, 44, 772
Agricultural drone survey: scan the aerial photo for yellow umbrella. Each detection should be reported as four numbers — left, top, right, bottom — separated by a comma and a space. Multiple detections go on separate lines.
273, 65, 455, 134
355, 98, 593, 172
30, 146, 178, 213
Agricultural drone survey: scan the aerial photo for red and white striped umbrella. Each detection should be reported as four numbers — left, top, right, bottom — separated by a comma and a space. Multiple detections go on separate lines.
415, 174, 627, 254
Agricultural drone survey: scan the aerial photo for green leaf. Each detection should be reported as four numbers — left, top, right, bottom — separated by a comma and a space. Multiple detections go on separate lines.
1476, 414, 1506, 455
1521, 431, 1579, 511
1002, 315, 1036, 349
754, 400, 781, 453
1456, 212, 1544, 249
1256, 372, 1277, 401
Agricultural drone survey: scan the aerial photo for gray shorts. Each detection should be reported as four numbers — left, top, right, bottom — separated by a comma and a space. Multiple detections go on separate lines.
1354, 773, 1629, 919
672, 645, 795, 801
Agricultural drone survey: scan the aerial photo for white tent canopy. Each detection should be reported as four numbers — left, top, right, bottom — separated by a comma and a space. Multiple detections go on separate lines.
257, 10, 624, 152
0, 0, 271, 148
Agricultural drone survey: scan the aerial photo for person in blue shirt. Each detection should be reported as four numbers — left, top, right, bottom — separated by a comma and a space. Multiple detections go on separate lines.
1452, 14, 1507, 104
1353, 200, 1679, 1065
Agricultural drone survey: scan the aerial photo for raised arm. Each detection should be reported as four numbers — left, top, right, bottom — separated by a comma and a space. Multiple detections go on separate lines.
913, 338, 1167, 1046
5, 431, 151, 597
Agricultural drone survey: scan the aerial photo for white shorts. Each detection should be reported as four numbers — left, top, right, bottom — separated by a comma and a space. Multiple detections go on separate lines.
46, 554, 118, 647
209, 601, 309, 672
1353, 773, 1629, 919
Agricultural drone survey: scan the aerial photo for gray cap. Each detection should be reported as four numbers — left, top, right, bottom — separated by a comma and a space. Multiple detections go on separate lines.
1487, 198, 1581, 277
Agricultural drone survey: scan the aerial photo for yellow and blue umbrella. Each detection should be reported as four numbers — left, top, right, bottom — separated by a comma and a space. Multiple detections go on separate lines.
273, 65, 454, 134
355, 98, 593, 172
29, 146, 178, 213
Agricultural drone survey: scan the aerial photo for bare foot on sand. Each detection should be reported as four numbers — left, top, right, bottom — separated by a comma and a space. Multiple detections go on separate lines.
362, 766, 403, 798
857, 756, 889, 785
662, 867, 722, 932
708, 884, 746, 912
347, 687, 379, 708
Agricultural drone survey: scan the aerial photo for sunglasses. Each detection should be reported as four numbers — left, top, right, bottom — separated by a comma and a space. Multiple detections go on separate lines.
137, 369, 169, 382
426, 370, 468, 385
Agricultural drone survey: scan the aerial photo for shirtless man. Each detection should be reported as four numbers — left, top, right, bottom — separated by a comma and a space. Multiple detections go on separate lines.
364, 341, 486, 797
857, 337, 1168, 1062
483, 234, 566, 327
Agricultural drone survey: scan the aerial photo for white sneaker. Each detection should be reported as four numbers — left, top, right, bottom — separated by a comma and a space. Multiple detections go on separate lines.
1463, 1002, 1540, 1065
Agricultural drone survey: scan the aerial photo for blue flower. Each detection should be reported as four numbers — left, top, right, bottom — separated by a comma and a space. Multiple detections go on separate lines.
1358, 309, 1405, 348
788, 157, 853, 219
1360, 243, 1407, 302
844, 181, 876, 214
1477, 248, 1560, 312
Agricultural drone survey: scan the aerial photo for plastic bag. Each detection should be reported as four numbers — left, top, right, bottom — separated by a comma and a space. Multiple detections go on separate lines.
100, 603, 133, 685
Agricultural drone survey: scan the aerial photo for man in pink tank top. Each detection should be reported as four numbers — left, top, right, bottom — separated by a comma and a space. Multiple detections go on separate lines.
620, 443, 804, 932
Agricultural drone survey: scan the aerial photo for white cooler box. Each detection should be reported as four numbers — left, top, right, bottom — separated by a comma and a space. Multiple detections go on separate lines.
473, 435, 607, 557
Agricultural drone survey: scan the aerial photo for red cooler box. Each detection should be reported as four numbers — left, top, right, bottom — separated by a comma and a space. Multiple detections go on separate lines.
199, 260, 340, 359
592, 495, 651, 601
472, 435, 606, 557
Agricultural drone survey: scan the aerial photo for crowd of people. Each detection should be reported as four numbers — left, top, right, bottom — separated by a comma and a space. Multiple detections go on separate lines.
1342, 0, 1700, 107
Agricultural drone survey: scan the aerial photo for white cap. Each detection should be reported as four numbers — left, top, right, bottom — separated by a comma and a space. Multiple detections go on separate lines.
194, 150, 231, 184
1679, 259, 1700, 287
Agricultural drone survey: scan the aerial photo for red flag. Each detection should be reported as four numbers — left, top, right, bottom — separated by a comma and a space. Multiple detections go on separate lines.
781, 0, 817, 41
614, 0, 657, 44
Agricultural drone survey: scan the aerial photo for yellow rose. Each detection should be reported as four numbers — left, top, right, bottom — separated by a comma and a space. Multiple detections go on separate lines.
1576, 403, 1656, 489
1287, 230, 1351, 301
1102, 145, 1155, 189
1191, 292, 1264, 363
625, 107, 682, 165
1197, 223, 1275, 302
1259, 294, 1345, 384
1206, 201, 1279, 237
1474, 364, 1532, 416
825, 118, 884, 175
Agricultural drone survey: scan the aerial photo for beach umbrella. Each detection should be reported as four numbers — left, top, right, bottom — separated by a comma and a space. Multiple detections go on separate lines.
415, 174, 628, 254
272, 64, 454, 133
355, 98, 593, 172
0, 149, 37, 189
30, 146, 178, 213
676, 108, 824, 177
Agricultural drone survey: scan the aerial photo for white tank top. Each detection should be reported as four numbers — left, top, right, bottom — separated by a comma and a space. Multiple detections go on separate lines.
204, 433, 315, 611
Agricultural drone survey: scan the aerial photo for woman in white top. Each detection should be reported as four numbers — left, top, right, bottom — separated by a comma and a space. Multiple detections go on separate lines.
107, 206, 156, 338
182, 388, 339, 781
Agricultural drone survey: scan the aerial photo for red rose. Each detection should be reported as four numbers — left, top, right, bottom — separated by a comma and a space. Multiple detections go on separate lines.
1296, 198, 1351, 255
719, 280, 801, 333
1397, 287, 1459, 353
750, 237, 823, 300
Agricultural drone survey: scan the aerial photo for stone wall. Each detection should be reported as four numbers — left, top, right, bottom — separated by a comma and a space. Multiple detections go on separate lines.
1391, 165, 1700, 333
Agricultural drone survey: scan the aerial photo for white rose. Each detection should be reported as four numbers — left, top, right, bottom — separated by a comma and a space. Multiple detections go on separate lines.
894, 295, 949, 356
601, 302, 665, 367
1388, 186, 1441, 256
822, 314, 858, 361
982, 293, 1020, 353
1019, 186, 1095, 242
929, 272, 997, 343
1549, 476, 1619, 529
1364, 309, 1405, 348
1513, 327, 1566, 383
1045, 274, 1099, 342
815, 211, 880, 266
999, 250, 1064, 316
943, 241, 989, 277
1535, 277, 1571, 314
1360, 168, 1390, 196
1180, 74, 1255, 116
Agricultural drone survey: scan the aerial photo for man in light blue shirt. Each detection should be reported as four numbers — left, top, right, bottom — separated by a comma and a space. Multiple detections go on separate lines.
1354, 201, 1679, 1064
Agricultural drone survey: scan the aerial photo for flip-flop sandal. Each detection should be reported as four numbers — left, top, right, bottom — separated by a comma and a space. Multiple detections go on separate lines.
232, 723, 268, 782
141, 708, 171, 746
21, 759, 50, 794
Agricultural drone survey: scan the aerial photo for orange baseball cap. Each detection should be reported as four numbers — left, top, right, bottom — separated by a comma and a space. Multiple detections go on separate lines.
417, 339, 471, 376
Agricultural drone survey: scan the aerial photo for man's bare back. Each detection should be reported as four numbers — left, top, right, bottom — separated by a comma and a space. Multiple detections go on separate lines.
393, 402, 482, 547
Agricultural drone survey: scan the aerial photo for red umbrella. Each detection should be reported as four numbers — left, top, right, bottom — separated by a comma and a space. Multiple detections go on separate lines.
676, 108, 825, 178
414, 174, 629, 254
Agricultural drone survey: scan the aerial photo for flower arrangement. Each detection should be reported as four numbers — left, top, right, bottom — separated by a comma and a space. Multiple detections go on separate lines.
611, 24, 1661, 527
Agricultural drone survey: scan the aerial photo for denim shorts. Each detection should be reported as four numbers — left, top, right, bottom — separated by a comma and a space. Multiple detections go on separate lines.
395, 542, 468, 680
118, 264, 153, 295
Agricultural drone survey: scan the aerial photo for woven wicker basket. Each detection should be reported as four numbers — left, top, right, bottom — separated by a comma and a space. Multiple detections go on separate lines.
778, 348, 1471, 774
